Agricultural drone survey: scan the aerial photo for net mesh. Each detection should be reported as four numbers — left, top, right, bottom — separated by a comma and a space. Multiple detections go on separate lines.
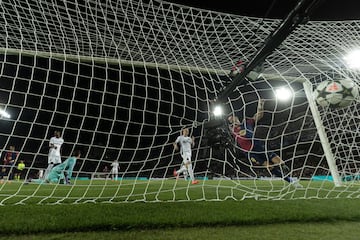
0, 0, 359, 204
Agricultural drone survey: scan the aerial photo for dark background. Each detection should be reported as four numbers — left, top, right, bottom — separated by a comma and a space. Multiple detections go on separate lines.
165, 0, 360, 20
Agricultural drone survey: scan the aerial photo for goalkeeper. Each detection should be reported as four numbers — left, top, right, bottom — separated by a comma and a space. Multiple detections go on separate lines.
228, 100, 302, 188
46, 150, 81, 184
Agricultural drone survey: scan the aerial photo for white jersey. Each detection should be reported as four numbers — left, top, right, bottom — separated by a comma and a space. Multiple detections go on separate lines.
49, 136, 64, 157
175, 135, 193, 155
111, 161, 119, 174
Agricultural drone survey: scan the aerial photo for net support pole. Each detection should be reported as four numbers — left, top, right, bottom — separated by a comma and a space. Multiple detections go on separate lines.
303, 81, 342, 187
216, 0, 323, 102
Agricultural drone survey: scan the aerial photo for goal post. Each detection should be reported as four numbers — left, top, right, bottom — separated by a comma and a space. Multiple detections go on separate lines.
303, 80, 342, 186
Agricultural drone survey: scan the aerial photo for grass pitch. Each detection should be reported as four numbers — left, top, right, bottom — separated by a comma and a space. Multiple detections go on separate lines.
1, 179, 358, 204
0, 179, 360, 239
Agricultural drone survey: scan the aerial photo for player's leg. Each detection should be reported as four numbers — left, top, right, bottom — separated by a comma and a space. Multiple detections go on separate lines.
44, 154, 56, 179
43, 163, 53, 179
14, 169, 19, 181
174, 162, 188, 180
8, 165, 15, 180
186, 162, 198, 184
182, 153, 198, 184
58, 173, 66, 184
185, 161, 193, 180
270, 154, 303, 187
249, 152, 290, 182
64, 172, 70, 184
174, 154, 189, 178
38, 169, 44, 179
270, 154, 289, 171
183, 165, 189, 180
47, 174, 58, 183
268, 154, 291, 182
46, 165, 61, 183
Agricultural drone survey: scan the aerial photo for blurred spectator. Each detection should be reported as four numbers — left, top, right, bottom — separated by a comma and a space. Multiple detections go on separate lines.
3, 146, 18, 180
14, 160, 25, 181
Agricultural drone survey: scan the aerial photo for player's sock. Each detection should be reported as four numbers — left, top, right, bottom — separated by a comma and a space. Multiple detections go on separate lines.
65, 176, 70, 184
279, 164, 292, 183
183, 171, 189, 180
270, 167, 291, 183
187, 163, 195, 181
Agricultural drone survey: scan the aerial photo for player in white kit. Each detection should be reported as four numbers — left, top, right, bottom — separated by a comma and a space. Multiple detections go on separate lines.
173, 128, 199, 184
110, 160, 120, 180
44, 130, 64, 179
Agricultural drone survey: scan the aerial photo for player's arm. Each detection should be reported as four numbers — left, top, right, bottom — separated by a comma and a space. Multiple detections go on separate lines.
173, 137, 179, 151
49, 138, 56, 150
253, 99, 265, 122
191, 136, 195, 147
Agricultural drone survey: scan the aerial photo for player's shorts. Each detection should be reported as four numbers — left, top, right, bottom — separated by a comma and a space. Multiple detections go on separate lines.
247, 151, 278, 166
181, 151, 192, 164
110, 169, 118, 174
14, 168, 23, 174
48, 155, 62, 165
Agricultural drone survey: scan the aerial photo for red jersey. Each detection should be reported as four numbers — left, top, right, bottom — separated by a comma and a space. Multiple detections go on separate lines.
230, 118, 255, 152
4, 151, 18, 165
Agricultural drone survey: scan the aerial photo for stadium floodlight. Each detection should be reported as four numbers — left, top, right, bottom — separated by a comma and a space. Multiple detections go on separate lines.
212, 105, 224, 117
344, 49, 360, 70
275, 87, 293, 102
0, 109, 11, 119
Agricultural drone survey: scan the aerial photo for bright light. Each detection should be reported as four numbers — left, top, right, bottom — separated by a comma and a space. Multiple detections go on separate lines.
344, 49, 360, 69
0, 109, 11, 118
213, 105, 223, 117
275, 87, 293, 102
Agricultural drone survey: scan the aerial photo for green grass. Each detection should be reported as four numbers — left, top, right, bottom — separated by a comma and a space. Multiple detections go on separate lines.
1, 179, 360, 239
2, 222, 360, 240
1, 179, 359, 204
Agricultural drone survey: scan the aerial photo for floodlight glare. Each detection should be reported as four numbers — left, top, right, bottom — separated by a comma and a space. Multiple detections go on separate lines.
213, 105, 223, 117
0, 109, 11, 118
344, 49, 360, 70
275, 87, 293, 102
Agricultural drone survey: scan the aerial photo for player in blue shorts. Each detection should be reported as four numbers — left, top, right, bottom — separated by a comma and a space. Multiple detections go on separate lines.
228, 99, 302, 187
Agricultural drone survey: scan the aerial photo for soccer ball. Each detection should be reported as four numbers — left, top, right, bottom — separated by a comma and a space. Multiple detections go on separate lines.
314, 79, 359, 108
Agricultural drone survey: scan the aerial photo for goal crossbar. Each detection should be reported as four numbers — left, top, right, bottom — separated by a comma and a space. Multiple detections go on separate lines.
0, 47, 306, 83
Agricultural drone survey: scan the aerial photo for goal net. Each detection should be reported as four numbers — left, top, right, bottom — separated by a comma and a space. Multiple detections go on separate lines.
0, 0, 359, 204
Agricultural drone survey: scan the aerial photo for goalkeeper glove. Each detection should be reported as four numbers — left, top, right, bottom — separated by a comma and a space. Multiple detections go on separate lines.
280, 164, 290, 175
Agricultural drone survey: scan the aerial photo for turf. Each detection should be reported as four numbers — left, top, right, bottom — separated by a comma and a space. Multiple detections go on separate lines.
0, 179, 358, 204
2, 222, 360, 240
1, 179, 360, 239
